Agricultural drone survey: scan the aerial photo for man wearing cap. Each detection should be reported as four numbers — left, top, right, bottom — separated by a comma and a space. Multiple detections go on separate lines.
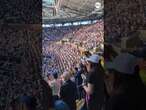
104, 53, 146, 110
82, 54, 105, 110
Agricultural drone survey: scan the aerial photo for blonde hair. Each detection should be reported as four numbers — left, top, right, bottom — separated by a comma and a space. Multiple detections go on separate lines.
62, 71, 71, 81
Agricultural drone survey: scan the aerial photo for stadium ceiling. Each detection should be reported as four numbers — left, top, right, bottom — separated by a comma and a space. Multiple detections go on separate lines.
43, 0, 103, 21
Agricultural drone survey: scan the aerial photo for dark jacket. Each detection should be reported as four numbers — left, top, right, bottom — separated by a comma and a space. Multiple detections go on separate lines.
75, 70, 83, 86
105, 78, 146, 110
41, 80, 54, 110
60, 80, 77, 110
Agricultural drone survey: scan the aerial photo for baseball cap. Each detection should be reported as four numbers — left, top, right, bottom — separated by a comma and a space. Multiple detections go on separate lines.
86, 54, 100, 64
105, 53, 138, 75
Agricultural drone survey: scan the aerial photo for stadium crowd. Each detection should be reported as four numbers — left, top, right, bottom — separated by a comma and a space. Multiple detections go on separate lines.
70, 21, 103, 50
0, 24, 146, 110
46, 50, 146, 110
43, 43, 80, 76
42, 17, 146, 110
43, 27, 79, 41
0, 0, 146, 110
43, 21, 104, 76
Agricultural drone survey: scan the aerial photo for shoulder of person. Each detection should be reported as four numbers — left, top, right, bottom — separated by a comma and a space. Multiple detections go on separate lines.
88, 71, 96, 78
62, 82, 68, 87
109, 93, 130, 105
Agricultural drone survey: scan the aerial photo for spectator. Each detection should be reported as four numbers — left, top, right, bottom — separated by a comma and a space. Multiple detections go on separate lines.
75, 64, 84, 100
49, 73, 61, 102
105, 53, 146, 110
59, 71, 77, 110
82, 54, 105, 110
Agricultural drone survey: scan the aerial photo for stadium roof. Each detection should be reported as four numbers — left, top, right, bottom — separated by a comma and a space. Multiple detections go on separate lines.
43, 0, 103, 21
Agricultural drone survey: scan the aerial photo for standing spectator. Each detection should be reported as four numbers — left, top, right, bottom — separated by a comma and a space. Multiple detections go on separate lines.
75, 64, 84, 100
82, 54, 105, 110
105, 53, 146, 110
59, 71, 77, 110
49, 73, 61, 103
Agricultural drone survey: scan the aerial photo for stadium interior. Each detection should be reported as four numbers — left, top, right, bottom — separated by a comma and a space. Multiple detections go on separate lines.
42, 0, 146, 110
42, 0, 104, 109
42, 0, 104, 77
1, 1, 146, 110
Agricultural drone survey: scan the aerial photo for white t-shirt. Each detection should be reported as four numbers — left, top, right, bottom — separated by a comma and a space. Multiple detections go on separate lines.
49, 79, 61, 96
